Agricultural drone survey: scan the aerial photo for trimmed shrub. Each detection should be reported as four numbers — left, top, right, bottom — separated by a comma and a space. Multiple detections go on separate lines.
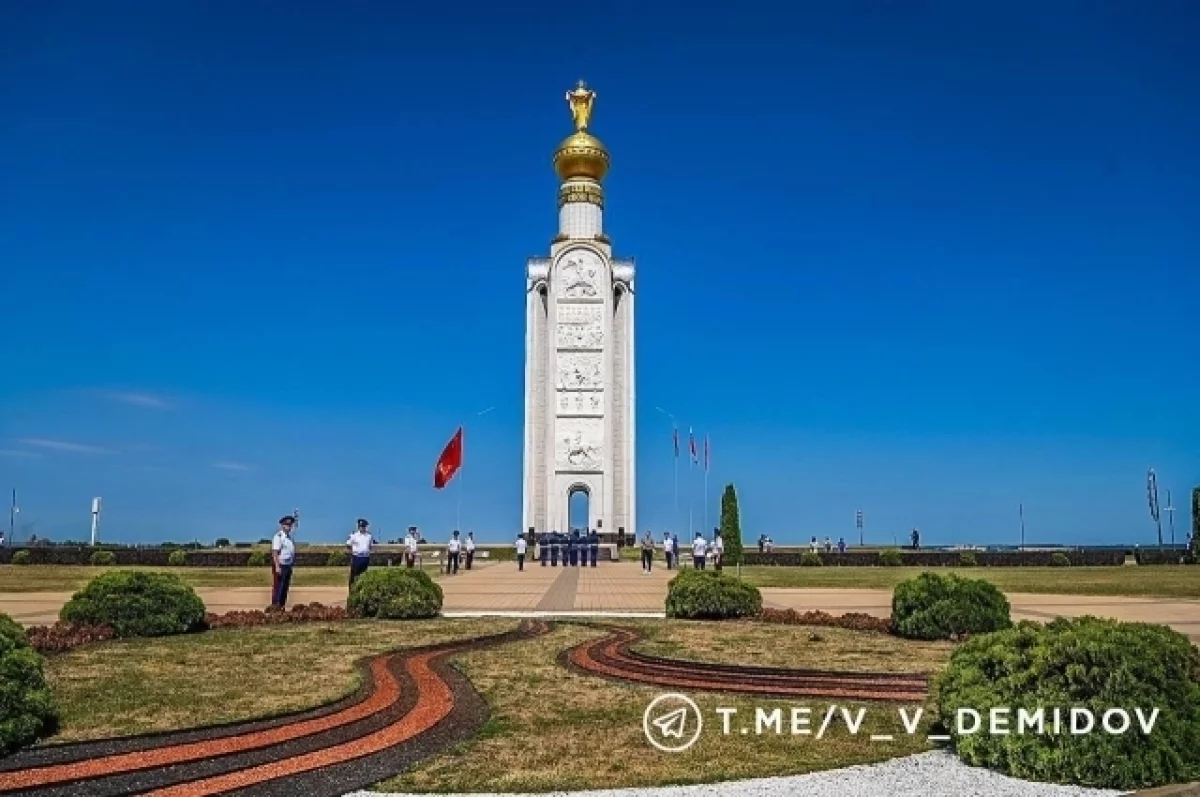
1049, 552, 1070, 567
800, 551, 823, 567
327, 550, 350, 567
958, 551, 979, 567
89, 550, 116, 566
892, 572, 1011, 640
0, 613, 58, 754
879, 548, 903, 567
934, 617, 1200, 789
168, 550, 188, 567
11, 550, 31, 566
348, 569, 442, 620
247, 550, 270, 567
60, 571, 206, 638
665, 569, 763, 620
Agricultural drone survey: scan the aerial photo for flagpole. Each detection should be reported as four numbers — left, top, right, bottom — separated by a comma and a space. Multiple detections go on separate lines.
456, 426, 464, 532
703, 438, 709, 536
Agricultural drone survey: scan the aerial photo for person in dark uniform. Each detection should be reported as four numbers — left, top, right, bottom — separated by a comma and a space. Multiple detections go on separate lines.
567, 529, 577, 566
539, 532, 548, 566
550, 530, 560, 566
589, 528, 599, 566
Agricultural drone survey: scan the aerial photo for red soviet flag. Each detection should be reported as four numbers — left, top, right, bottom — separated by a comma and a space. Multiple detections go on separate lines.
434, 427, 463, 489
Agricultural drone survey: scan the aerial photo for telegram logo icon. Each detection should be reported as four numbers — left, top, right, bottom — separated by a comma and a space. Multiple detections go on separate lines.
643, 693, 704, 753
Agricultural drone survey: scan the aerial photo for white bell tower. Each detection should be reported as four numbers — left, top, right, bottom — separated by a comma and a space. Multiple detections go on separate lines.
522, 81, 636, 545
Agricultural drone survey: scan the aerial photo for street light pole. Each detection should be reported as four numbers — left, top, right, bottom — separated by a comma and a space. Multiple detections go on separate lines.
1164, 490, 1176, 547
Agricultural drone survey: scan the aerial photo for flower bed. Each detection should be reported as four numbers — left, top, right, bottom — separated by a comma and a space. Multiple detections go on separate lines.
757, 607, 893, 634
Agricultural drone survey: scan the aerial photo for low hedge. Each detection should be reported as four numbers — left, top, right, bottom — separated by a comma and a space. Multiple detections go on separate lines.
326, 550, 350, 567
11, 550, 30, 565
892, 572, 1011, 640
1049, 552, 1070, 567
879, 548, 903, 567
800, 551, 823, 566
1134, 547, 1195, 566
665, 570, 762, 620
246, 551, 270, 567
168, 550, 188, 567
347, 569, 442, 619
957, 551, 978, 567
0, 613, 58, 754
60, 571, 207, 638
743, 548, 1128, 567
934, 617, 1200, 789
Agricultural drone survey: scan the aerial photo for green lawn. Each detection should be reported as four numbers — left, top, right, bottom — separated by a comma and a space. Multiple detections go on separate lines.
0, 563, 447, 593
738, 564, 1200, 598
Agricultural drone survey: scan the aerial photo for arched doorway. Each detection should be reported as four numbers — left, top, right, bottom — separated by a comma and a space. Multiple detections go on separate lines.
568, 485, 590, 533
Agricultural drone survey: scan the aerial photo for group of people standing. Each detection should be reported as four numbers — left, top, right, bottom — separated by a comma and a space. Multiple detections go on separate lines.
536, 529, 601, 567
268, 514, 431, 610
642, 529, 724, 573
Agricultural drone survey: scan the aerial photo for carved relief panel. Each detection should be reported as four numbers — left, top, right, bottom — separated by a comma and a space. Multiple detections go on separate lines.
555, 305, 604, 349
556, 390, 604, 416
555, 417, 604, 471
555, 249, 605, 300
556, 352, 603, 390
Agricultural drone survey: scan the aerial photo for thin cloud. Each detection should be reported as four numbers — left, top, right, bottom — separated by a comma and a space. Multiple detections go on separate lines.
212, 460, 254, 472
0, 449, 43, 458
18, 438, 114, 455
99, 391, 173, 409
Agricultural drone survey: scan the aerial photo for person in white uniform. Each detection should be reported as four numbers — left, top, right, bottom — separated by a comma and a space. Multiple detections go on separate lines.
515, 533, 528, 571
464, 531, 476, 570
270, 512, 298, 609
403, 526, 419, 568
691, 532, 707, 570
347, 518, 373, 586
447, 530, 462, 575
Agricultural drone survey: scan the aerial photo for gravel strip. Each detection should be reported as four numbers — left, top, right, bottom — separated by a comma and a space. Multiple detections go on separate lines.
345, 750, 1127, 797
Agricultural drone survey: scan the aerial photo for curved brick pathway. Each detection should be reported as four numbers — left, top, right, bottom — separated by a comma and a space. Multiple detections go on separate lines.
0, 620, 551, 797
563, 625, 929, 702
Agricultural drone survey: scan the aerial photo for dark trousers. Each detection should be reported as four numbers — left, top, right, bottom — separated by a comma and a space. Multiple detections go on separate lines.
465, 551, 474, 570
568, 548, 577, 566
518, 553, 525, 571
405, 552, 415, 568
349, 555, 370, 586
641, 549, 652, 571
540, 546, 547, 566
272, 564, 293, 607
551, 547, 559, 566
590, 547, 598, 567
448, 552, 460, 574
665, 551, 674, 570
694, 556, 706, 570
714, 555, 723, 572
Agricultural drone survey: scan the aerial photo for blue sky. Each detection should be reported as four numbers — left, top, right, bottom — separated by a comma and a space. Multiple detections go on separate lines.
2, 1, 1197, 546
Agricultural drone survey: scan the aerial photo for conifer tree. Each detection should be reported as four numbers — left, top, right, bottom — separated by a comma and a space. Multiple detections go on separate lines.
719, 483, 745, 565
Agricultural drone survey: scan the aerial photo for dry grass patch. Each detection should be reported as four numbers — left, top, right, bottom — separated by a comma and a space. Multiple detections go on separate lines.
630, 619, 953, 675
380, 624, 934, 792
741, 565, 1200, 598
44, 618, 516, 742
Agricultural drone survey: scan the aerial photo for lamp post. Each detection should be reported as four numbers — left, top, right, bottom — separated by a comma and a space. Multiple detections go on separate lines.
1164, 490, 1176, 547
856, 509, 863, 547
655, 406, 680, 536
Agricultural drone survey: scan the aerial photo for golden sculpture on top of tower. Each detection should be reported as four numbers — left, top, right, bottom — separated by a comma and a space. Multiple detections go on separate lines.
566, 80, 595, 131
553, 80, 610, 183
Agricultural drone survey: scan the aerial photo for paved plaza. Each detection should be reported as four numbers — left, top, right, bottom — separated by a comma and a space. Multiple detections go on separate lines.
2, 562, 1198, 642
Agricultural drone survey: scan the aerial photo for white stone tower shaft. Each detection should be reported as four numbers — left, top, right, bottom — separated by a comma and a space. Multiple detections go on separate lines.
522, 83, 635, 545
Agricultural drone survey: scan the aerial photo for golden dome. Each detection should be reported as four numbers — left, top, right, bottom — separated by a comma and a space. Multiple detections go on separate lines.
553, 130, 610, 181
553, 80, 609, 182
